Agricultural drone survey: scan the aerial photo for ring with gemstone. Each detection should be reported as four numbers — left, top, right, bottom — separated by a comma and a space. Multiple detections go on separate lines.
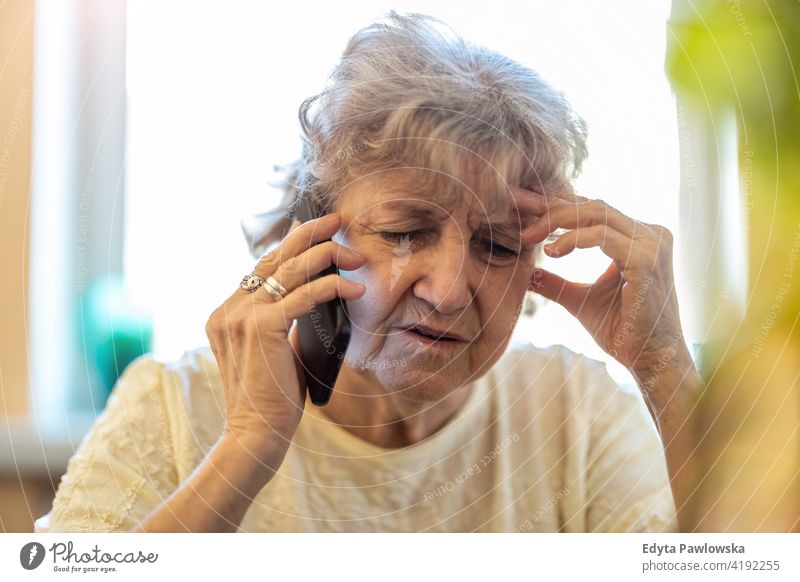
240, 273, 266, 292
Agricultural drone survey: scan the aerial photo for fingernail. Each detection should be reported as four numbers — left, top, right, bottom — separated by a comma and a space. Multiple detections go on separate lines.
350, 281, 366, 291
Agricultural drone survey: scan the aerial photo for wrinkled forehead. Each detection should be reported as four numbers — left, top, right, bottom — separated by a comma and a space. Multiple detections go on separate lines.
345, 168, 524, 227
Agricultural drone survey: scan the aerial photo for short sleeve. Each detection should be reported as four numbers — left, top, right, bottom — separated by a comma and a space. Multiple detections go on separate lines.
582, 362, 678, 532
34, 354, 179, 532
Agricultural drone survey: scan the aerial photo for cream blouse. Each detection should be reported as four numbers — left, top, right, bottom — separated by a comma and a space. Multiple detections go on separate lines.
34, 342, 678, 532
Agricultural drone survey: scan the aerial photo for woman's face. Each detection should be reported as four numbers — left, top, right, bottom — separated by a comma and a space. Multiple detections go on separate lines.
332, 172, 538, 402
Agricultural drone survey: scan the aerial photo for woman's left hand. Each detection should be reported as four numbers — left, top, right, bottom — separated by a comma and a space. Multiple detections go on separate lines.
515, 186, 693, 382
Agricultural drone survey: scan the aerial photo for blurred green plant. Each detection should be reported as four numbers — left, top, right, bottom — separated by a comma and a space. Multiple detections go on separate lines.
666, 0, 800, 532
77, 274, 153, 412
668, 0, 800, 319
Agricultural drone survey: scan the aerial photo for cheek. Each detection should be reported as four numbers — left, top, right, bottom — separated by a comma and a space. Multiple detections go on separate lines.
476, 274, 530, 338
341, 238, 415, 302
340, 259, 400, 334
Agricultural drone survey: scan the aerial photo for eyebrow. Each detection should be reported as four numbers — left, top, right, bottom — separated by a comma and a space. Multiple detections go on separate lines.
377, 199, 523, 231
377, 200, 447, 221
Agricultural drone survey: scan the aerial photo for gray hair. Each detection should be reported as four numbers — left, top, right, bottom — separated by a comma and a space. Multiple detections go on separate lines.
244, 11, 588, 318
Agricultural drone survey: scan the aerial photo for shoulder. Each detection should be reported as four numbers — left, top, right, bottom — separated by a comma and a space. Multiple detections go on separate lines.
98, 352, 165, 421
492, 342, 646, 427
162, 346, 226, 447
115, 346, 221, 407
495, 340, 609, 374
115, 346, 225, 452
129, 345, 221, 399
160, 344, 220, 379
493, 341, 623, 396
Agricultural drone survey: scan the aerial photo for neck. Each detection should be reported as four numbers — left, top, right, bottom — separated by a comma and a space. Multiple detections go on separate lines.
311, 364, 474, 449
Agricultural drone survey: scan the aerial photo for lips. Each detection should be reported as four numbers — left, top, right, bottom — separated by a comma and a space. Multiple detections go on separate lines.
403, 324, 467, 342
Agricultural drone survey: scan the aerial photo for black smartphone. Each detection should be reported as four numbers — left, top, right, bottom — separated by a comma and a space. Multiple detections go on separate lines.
290, 195, 352, 406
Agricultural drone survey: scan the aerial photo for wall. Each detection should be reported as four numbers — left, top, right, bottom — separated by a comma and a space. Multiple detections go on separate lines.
0, 0, 33, 418
0, 0, 52, 534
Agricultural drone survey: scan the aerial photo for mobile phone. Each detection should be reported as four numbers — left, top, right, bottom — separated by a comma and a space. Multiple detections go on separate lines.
291, 194, 352, 406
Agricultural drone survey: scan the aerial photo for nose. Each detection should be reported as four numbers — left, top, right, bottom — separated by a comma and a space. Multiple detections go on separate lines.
412, 233, 473, 315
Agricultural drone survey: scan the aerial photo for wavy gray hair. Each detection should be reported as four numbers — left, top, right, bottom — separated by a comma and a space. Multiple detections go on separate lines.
242, 11, 588, 314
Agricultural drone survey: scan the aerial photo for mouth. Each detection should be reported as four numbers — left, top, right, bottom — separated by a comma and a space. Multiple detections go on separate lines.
402, 324, 468, 343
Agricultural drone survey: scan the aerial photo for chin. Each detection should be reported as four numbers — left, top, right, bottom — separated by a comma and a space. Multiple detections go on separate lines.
377, 366, 468, 403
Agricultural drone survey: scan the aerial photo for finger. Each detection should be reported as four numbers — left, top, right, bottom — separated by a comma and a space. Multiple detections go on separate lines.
506, 185, 569, 233
287, 323, 308, 387
525, 183, 590, 204
261, 240, 365, 302
234, 213, 343, 299
596, 260, 624, 289
509, 184, 569, 212
258, 213, 342, 276
266, 274, 366, 333
523, 199, 641, 243
543, 225, 637, 276
287, 218, 302, 233
528, 267, 589, 315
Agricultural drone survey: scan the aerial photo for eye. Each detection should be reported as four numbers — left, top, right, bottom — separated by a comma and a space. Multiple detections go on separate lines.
380, 230, 519, 260
477, 237, 519, 259
380, 230, 429, 247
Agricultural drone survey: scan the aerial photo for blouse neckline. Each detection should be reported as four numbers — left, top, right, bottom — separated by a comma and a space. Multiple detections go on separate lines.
295, 373, 490, 464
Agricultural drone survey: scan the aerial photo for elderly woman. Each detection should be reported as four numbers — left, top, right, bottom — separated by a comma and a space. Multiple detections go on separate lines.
35, 12, 700, 533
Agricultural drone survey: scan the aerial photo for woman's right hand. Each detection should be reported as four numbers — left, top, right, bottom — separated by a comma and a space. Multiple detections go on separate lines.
204, 212, 365, 465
